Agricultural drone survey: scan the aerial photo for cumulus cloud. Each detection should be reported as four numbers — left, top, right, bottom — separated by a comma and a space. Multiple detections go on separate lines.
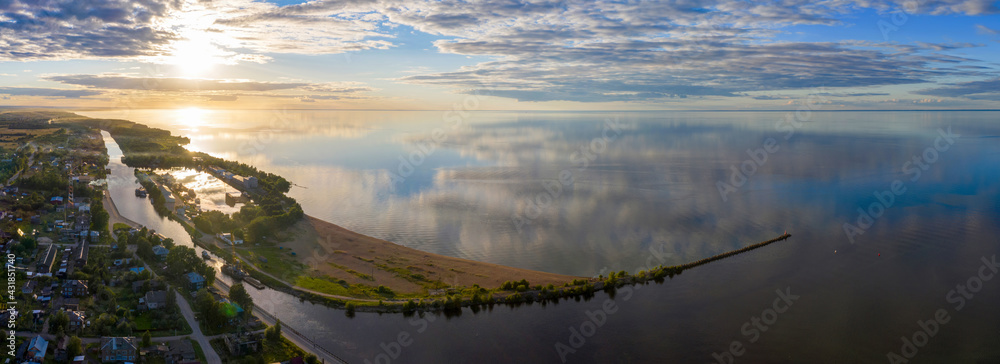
2, 0, 999, 104
0, 0, 181, 60
0, 0, 391, 62
373, 0, 995, 102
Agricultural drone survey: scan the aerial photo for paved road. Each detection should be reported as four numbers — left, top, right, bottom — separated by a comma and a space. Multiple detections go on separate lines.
175, 290, 222, 364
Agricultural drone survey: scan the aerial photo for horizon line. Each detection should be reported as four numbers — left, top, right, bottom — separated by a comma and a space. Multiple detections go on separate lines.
4, 106, 1000, 113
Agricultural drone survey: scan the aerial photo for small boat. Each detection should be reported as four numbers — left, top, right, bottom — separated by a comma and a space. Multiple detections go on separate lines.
244, 277, 265, 289
135, 187, 147, 197
221, 264, 246, 280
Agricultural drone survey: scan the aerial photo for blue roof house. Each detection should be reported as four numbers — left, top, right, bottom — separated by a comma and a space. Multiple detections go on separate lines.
186, 272, 206, 291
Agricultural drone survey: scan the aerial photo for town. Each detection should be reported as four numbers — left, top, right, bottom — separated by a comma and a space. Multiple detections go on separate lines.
0, 111, 323, 364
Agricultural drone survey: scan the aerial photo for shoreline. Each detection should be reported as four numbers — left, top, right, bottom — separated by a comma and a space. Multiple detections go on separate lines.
279, 214, 583, 294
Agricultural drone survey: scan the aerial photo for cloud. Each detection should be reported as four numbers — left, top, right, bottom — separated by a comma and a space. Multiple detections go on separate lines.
45, 74, 309, 91
913, 78, 1000, 99
816, 92, 892, 97
0, 0, 391, 62
3, 0, 999, 105
205, 95, 238, 102
976, 24, 1000, 34
0, 0, 180, 60
40, 73, 379, 102
371, 0, 995, 102
0, 87, 103, 98
400, 40, 976, 102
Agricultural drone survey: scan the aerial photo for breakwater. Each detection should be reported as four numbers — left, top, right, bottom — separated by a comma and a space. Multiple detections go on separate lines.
658, 233, 792, 275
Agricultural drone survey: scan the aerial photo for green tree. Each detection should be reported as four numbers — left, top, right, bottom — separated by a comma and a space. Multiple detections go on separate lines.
228, 283, 253, 319
265, 319, 282, 342
136, 237, 153, 261
166, 288, 177, 311
195, 289, 222, 328
304, 354, 319, 364
48, 311, 69, 334
67, 336, 83, 357
142, 330, 151, 347
90, 198, 110, 231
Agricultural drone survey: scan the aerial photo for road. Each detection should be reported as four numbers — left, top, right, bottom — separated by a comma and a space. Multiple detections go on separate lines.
174, 290, 223, 364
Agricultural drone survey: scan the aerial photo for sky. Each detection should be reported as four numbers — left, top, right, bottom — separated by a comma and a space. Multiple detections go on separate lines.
0, 0, 999, 110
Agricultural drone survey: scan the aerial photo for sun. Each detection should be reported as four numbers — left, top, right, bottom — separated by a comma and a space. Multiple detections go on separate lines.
168, 39, 214, 77
165, 33, 230, 77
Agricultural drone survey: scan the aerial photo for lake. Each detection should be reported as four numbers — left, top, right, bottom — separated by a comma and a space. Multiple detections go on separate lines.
87, 109, 1000, 363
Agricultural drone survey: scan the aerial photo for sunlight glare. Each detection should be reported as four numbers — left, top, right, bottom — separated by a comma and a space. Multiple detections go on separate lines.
166, 34, 228, 77
174, 107, 209, 132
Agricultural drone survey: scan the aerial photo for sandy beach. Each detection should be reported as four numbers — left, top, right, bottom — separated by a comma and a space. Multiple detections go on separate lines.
282, 215, 582, 294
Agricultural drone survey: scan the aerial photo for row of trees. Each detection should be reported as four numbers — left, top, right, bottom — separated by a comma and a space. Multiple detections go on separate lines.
90, 196, 110, 232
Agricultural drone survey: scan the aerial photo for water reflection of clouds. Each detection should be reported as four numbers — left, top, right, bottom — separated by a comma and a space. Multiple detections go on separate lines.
282, 113, 1000, 276
166, 168, 243, 214
88, 111, 1000, 277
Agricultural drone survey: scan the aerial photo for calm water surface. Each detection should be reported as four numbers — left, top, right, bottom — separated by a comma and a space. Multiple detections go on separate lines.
89, 110, 1000, 363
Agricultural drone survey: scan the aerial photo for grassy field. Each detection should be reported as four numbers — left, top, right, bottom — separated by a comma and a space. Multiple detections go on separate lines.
295, 274, 405, 300
134, 312, 153, 330
236, 245, 306, 281
0, 126, 60, 149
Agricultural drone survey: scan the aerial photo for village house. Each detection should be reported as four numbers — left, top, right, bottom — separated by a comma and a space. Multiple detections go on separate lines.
24, 335, 49, 362
132, 279, 163, 293
37, 286, 52, 305
37, 244, 57, 273
139, 290, 168, 311
100, 337, 137, 363
21, 280, 36, 295
67, 310, 86, 331
152, 245, 170, 261
165, 339, 198, 364
75, 240, 89, 266
186, 272, 206, 291
223, 331, 262, 356
62, 279, 88, 297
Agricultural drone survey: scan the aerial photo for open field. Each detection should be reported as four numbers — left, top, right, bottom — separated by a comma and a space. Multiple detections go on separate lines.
275, 215, 581, 297
0, 126, 60, 149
